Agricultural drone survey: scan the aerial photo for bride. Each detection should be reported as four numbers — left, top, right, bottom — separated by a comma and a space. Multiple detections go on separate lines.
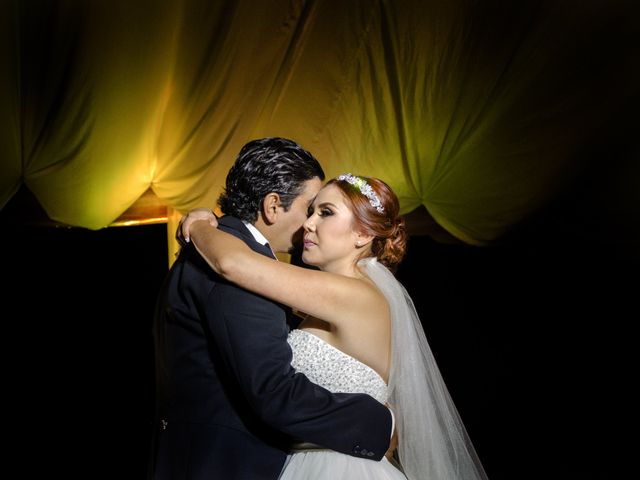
183, 173, 488, 480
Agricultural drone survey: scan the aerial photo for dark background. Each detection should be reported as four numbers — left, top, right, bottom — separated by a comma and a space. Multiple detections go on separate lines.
2, 189, 636, 479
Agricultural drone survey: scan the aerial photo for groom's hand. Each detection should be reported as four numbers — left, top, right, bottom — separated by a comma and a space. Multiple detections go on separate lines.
384, 402, 398, 461
385, 425, 398, 460
177, 208, 218, 245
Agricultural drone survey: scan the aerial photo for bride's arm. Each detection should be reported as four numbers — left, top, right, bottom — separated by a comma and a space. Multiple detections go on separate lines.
177, 208, 217, 244
188, 220, 384, 326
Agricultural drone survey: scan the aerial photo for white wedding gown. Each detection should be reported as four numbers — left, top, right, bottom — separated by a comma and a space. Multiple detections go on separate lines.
278, 328, 408, 480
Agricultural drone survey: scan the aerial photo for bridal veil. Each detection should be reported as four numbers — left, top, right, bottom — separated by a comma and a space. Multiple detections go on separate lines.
360, 257, 488, 480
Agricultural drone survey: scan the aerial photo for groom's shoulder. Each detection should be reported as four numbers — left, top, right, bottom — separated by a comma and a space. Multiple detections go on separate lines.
218, 215, 251, 242
169, 217, 249, 272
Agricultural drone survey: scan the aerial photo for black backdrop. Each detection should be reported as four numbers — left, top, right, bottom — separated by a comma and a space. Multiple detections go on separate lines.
1, 193, 636, 478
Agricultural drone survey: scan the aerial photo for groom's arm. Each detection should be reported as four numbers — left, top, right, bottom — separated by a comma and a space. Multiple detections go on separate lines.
204, 282, 393, 461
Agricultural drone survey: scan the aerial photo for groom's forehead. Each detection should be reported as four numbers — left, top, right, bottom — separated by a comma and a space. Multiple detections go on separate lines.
298, 177, 323, 203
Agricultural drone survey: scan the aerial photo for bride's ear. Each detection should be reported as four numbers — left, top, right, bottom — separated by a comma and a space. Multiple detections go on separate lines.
261, 192, 281, 225
354, 232, 374, 248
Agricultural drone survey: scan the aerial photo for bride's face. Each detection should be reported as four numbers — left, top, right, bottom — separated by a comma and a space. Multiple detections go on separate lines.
301, 184, 361, 270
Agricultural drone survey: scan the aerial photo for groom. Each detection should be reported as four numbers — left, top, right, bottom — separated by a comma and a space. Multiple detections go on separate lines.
150, 137, 393, 479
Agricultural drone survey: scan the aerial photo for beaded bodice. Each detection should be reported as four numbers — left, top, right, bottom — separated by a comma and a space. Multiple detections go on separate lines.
287, 329, 388, 404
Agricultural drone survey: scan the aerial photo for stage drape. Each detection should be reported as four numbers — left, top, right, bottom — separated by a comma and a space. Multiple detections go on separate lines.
1, 0, 637, 247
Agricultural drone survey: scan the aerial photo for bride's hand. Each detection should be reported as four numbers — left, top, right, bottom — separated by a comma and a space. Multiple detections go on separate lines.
177, 208, 218, 245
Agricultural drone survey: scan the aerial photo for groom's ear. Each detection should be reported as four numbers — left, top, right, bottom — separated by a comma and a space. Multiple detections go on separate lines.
261, 192, 281, 225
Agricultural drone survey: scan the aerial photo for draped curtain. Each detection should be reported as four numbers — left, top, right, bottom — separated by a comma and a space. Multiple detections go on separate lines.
1, 0, 638, 253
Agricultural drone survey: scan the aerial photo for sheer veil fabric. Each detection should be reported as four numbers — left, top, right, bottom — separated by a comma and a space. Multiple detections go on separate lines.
359, 258, 488, 480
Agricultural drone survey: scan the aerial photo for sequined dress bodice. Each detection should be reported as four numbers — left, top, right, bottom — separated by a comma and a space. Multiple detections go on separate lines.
287, 329, 388, 404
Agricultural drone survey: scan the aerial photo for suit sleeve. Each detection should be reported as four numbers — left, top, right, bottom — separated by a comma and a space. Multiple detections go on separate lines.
204, 281, 392, 461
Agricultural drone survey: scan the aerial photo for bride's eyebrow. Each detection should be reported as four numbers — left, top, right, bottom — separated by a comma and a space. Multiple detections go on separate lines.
316, 202, 337, 209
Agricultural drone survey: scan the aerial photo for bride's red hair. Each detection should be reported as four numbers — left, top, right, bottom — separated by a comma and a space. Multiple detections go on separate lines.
328, 176, 407, 271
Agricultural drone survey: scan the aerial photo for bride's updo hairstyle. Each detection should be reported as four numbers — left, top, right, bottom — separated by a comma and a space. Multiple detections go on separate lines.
328, 174, 407, 272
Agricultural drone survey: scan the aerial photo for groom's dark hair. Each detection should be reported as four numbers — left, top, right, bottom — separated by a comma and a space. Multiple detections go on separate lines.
218, 137, 325, 223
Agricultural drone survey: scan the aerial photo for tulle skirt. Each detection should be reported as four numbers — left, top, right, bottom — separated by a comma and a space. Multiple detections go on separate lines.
278, 449, 408, 480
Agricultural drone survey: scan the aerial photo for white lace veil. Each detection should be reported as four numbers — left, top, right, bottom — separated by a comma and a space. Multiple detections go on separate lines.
359, 257, 488, 480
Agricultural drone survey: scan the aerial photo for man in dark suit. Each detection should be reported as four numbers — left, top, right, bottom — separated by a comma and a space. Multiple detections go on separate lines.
150, 137, 393, 479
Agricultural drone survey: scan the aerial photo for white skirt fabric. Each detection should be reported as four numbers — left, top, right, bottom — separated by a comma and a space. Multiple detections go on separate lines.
278, 450, 408, 480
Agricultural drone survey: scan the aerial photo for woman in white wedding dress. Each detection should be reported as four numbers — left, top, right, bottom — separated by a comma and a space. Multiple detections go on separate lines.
184, 174, 488, 480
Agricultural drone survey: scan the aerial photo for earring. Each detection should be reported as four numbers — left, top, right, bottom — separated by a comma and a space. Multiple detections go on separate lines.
356, 241, 361, 247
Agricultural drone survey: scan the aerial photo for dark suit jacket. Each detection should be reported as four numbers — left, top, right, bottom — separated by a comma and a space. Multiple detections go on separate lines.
150, 215, 392, 480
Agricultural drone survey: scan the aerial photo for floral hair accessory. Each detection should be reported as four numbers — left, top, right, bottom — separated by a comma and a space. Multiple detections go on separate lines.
337, 173, 384, 213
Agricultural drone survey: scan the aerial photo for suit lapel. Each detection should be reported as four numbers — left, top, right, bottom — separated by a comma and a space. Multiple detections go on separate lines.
218, 215, 297, 326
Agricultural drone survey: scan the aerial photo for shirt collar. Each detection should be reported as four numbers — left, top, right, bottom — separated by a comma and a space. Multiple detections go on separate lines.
243, 221, 269, 246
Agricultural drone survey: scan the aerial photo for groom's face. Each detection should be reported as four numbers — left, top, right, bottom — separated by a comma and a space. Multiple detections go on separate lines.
270, 177, 322, 254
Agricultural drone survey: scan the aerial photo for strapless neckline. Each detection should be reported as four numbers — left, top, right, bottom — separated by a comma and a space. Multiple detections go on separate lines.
287, 329, 389, 404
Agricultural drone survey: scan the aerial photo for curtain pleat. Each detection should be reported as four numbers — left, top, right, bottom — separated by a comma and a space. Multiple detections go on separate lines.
1, 0, 637, 245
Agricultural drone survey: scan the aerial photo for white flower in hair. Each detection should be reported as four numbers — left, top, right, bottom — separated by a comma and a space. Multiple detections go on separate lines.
337, 173, 384, 213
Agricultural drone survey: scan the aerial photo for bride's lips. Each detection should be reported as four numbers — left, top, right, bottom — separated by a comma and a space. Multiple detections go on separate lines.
303, 239, 316, 248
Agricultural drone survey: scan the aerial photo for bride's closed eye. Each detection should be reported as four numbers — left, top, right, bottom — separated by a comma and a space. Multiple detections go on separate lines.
307, 205, 333, 217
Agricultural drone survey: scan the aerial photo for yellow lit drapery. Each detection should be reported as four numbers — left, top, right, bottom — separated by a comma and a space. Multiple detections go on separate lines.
1, 1, 638, 252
